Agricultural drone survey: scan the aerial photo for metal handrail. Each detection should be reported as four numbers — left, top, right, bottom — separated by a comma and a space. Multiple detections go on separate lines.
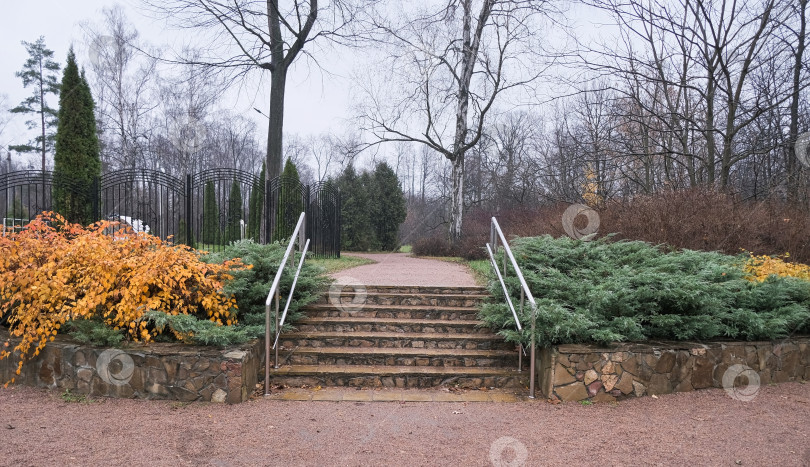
486, 217, 537, 399
264, 212, 308, 396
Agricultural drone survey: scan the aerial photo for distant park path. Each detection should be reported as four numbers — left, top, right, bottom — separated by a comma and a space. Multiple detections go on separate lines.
331, 252, 479, 287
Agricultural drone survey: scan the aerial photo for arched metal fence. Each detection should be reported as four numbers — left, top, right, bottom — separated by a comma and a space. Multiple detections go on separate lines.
0, 168, 341, 257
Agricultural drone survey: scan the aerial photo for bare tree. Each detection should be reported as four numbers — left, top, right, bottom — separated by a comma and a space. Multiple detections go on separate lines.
144, 0, 367, 181
84, 6, 159, 170
357, 0, 552, 242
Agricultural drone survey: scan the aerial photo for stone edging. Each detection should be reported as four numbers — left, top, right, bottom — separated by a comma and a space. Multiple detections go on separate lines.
0, 329, 261, 403
538, 338, 810, 402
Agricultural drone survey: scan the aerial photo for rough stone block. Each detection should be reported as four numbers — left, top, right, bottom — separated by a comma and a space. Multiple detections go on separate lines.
655, 352, 676, 373
555, 382, 588, 402
584, 369, 598, 385
647, 373, 672, 395
615, 372, 634, 395
621, 356, 639, 376
632, 380, 646, 397
591, 392, 616, 403
691, 357, 714, 389
553, 363, 576, 386
601, 374, 619, 392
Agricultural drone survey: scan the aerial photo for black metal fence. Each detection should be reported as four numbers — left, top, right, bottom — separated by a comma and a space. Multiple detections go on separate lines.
0, 168, 341, 257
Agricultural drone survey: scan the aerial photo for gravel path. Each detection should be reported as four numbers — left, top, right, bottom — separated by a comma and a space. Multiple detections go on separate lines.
332, 253, 479, 287
2, 382, 809, 466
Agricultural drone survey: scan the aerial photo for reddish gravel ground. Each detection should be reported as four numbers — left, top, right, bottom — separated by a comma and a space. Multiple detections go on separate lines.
1, 382, 809, 466
331, 253, 479, 287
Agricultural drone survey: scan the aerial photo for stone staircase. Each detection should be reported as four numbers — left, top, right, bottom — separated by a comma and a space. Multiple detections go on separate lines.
268, 286, 528, 389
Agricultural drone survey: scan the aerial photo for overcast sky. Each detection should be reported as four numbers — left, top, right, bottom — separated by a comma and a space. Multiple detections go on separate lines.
0, 0, 355, 165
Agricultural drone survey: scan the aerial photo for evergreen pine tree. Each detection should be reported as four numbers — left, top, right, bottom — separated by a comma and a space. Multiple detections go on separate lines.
202, 181, 221, 245
53, 48, 100, 224
370, 162, 406, 250
224, 179, 243, 244
274, 158, 303, 242
9, 36, 61, 171
337, 164, 376, 251
247, 162, 265, 240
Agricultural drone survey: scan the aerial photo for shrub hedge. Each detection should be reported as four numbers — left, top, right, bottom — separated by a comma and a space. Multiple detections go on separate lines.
480, 235, 810, 348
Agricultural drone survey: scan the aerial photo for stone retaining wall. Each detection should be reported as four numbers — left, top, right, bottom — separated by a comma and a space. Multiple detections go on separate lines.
539, 337, 810, 403
0, 329, 262, 403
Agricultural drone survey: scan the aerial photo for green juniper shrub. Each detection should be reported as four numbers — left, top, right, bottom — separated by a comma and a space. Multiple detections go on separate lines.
480, 235, 810, 348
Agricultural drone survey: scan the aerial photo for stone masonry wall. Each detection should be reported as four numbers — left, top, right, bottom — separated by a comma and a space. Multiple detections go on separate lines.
0, 329, 262, 404
539, 338, 810, 403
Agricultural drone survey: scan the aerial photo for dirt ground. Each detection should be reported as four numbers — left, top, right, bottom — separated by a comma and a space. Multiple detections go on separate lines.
1, 382, 809, 466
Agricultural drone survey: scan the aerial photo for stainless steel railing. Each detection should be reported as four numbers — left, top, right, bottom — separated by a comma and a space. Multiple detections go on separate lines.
486, 217, 537, 399
264, 212, 310, 396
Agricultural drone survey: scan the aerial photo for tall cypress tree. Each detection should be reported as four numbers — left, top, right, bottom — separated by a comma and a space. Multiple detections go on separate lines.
247, 162, 265, 240
371, 162, 407, 251
274, 158, 303, 242
202, 181, 220, 245
224, 178, 243, 244
337, 164, 375, 251
53, 48, 100, 224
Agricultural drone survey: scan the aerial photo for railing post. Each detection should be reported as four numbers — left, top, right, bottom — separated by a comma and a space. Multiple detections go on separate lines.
264, 302, 271, 395
530, 306, 536, 399
274, 289, 280, 369
518, 288, 524, 372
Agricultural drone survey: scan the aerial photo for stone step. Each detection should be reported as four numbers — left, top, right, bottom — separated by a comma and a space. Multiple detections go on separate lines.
294, 317, 492, 334
317, 292, 488, 308
328, 285, 488, 295
267, 364, 528, 389
301, 303, 481, 321
279, 331, 514, 351
280, 346, 519, 368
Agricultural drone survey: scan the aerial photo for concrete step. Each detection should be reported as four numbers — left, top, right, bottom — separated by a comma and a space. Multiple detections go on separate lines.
280, 346, 520, 368
267, 364, 528, 389
279, 331, 514, 351
295, 317, 492, 334
301, 303, 481, 321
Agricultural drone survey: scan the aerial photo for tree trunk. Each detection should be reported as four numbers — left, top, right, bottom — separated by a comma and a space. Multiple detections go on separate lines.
266, 65, 286, 181
788, 0, 807, 203
450, 154, 464, 242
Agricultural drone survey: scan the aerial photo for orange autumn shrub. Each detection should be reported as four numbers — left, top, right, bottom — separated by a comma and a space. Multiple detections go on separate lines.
742, 251, 810, 282
0, 212, 244, 384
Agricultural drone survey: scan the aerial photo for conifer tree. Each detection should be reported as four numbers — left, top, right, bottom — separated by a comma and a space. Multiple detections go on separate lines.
247, 162, 265, 240
370, 162, 406, 251
9, 36, 61, 170
202, 180, 220, 245
224, 179, 243, 244
274, 158, 303, 242
53, 48, 100, 224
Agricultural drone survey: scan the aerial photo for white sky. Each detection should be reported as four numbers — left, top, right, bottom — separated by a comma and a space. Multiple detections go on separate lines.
0, 0, 355, 166
0, 1, 610, 168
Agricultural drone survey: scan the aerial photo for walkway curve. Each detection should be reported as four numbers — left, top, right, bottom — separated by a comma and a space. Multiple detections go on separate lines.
331, 253, 479, 287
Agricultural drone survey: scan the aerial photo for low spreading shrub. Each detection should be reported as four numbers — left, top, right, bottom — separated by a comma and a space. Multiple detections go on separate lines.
0, 213, 244, 384
202, 239, 329, 337
480, 235, 810, 348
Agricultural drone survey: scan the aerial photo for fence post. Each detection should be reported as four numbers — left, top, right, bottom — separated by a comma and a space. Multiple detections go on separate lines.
185, 174, 193, 246
91, 176, 100, 222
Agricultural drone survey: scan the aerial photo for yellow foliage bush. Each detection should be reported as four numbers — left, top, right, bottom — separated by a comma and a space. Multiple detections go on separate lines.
0, 213, 244, 384
742, 251, 810, 282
